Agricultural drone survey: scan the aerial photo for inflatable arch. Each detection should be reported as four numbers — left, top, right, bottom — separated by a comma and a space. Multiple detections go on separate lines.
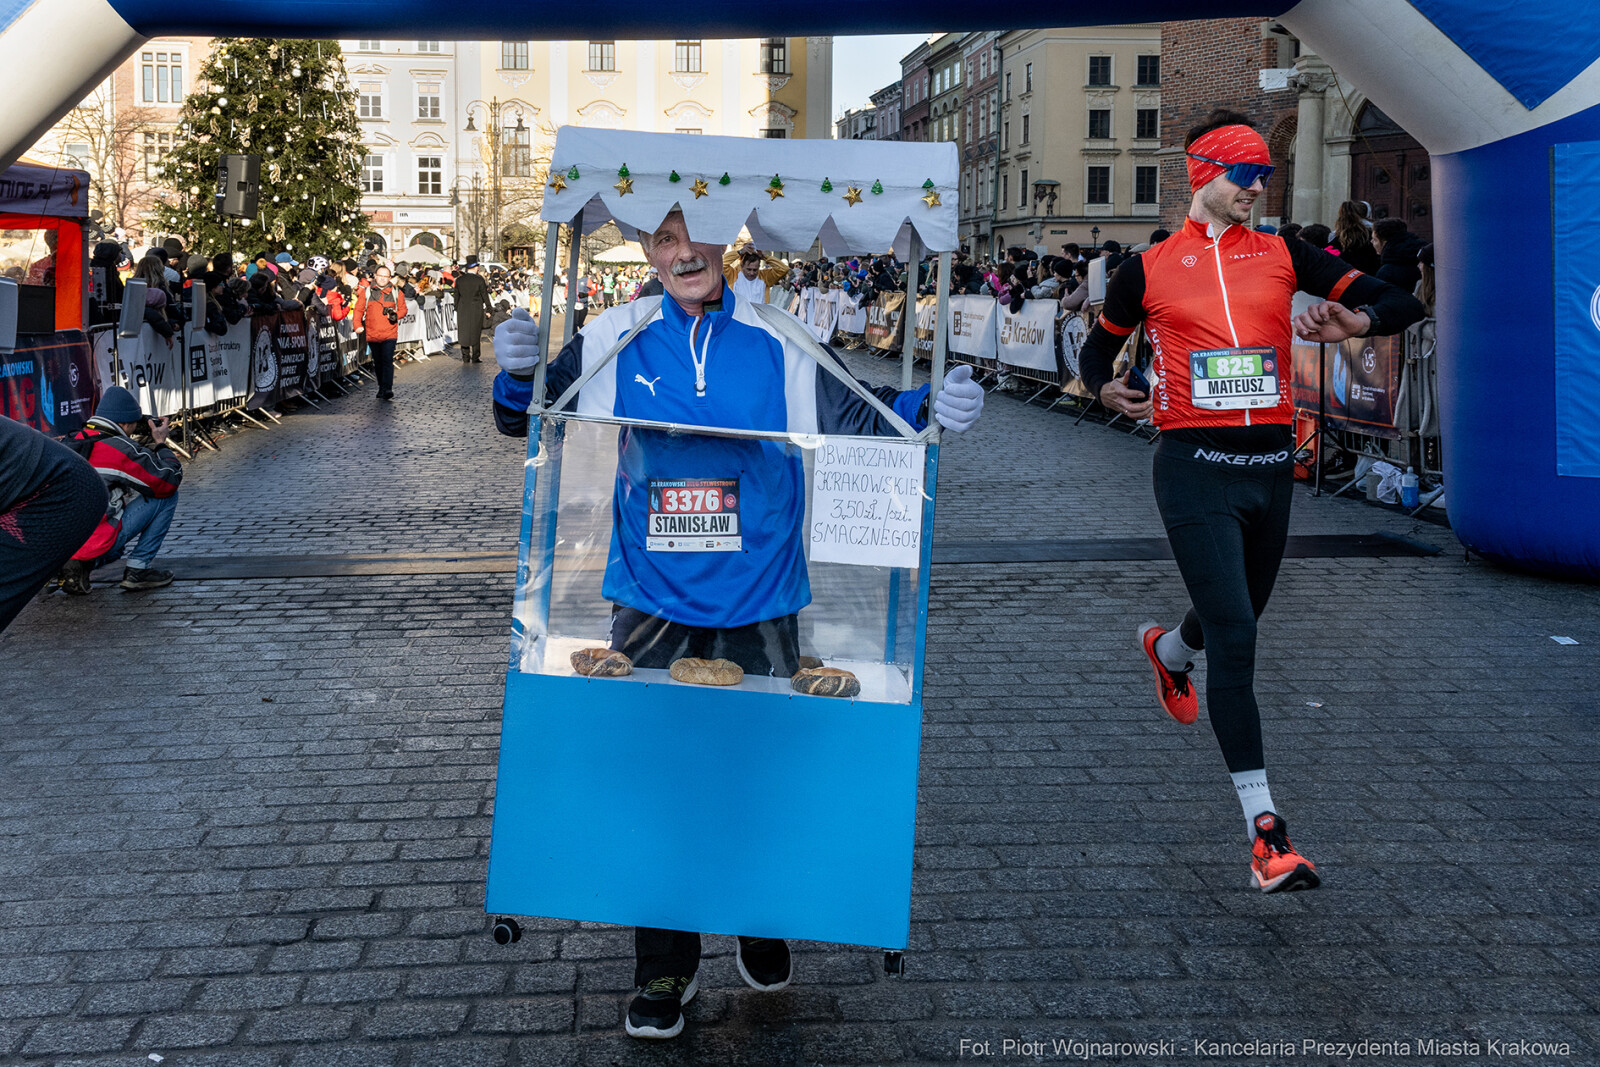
3, 0, 1598, 577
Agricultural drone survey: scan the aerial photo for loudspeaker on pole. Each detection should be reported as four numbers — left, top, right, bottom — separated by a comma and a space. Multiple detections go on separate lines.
220, 153, 261, 218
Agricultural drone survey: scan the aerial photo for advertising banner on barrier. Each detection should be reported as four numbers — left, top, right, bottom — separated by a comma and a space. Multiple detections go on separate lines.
997, 300, 1058, 375
91, 325, 185, 418
188, 318, 251, 408
1291, 331, 1401, 440
396, 301, 427, 354
947, 295, 997, 364
837, 293, 868, 335
421, 295, 448, 356
1, 331, 97, 435
247, 311, 313, 410
337, 319, 361, 372
913, 296, 938, 356
865, 292, 905, 350
808, 288, 839, 343
314, 316, 341, 381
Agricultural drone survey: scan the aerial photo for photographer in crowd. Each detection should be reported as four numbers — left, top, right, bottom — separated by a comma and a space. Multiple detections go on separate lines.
352, 263, 408, 401
56, 386, 184, 595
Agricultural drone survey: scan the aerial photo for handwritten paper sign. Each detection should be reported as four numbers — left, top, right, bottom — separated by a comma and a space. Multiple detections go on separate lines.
808, 437, 926, 569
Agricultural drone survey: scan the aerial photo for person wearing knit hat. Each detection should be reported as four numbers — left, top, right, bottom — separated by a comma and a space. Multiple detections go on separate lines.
1075, 108, 1426, 896
56, 386, 184, 594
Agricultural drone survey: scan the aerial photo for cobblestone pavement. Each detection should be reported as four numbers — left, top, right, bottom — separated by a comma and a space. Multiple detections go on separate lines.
1, 342, 1595, 1066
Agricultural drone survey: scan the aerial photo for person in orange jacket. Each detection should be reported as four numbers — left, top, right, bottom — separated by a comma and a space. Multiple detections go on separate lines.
352, 263, 409, 400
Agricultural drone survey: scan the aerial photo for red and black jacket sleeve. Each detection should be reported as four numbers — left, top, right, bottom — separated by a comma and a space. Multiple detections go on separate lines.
1283, 239, 1425, 335
1078, 256, 1149, 400
1078, 244, 1426, 400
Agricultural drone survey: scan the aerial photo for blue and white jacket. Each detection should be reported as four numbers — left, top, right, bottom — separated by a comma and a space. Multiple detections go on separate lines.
494, 282, 929, 628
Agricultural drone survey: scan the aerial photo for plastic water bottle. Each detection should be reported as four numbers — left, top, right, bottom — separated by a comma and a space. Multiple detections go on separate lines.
1401, 467, 1420, 508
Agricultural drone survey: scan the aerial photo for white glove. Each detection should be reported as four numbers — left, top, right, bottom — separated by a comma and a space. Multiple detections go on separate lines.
933, 363, 984, 434
494, 307, 541, 377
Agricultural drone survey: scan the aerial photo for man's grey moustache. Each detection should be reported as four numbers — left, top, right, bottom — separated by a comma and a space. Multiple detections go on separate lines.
671, 257, 708, 277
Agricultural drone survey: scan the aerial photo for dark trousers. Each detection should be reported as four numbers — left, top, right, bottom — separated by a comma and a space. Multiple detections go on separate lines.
0, 424, 107, 633
609, 604, 800, 678
1152, 438, 1293, 774
610, 604, 801, 984
368, 338, 397, 395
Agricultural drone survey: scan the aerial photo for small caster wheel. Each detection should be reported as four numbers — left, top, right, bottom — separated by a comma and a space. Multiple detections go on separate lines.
492, 917, 522, 945
883, 950, 904, 977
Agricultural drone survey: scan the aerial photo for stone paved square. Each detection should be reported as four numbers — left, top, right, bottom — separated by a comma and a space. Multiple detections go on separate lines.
1, 346, 1595, 1066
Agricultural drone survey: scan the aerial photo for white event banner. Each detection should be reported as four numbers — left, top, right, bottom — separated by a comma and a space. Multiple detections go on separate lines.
808, 436, 926, 570
947, 294, 997, 363
996, 300, 1057, 373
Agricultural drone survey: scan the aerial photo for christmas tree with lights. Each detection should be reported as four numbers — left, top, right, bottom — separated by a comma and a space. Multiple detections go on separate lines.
147, 37, 368, 258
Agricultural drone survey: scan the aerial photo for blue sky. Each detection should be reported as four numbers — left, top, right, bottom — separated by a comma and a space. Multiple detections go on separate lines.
832, 34, 931, 123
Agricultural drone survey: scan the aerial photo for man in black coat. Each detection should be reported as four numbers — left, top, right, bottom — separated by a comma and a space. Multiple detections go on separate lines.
453, 257, 492, 363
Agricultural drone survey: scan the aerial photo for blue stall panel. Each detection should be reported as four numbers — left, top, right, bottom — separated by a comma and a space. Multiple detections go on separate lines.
486, 672, 923, 949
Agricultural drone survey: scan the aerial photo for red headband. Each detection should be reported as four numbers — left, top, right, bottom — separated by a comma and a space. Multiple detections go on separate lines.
1186, 124, 1272, 192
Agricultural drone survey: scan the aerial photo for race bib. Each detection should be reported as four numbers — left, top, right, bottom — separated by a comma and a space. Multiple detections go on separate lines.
1188, 346, 1280, 410
647, 477, 742, 552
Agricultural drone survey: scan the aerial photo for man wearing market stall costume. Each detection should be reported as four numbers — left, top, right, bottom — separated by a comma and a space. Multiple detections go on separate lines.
492, 206, 984, 1039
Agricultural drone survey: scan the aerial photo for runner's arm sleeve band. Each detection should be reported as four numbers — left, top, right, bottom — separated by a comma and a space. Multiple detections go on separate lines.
813, 343, 931, 435
1077, 255, 1148, 399
1286, 239, 1426, 335
492, 336, 585, 437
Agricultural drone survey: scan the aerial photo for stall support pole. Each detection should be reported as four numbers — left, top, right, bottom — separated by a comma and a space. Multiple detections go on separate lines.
928, 250, 951, 444
900, 235, 921, 392
563, 211, 583, 348
533, 221, 561, 409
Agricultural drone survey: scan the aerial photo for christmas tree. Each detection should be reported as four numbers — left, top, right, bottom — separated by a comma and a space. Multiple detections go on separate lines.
147, 38, 368, 259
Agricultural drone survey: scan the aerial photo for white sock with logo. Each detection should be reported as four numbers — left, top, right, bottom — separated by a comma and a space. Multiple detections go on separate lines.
1231, 770, 1275, 841
1155, 626, 1200, 672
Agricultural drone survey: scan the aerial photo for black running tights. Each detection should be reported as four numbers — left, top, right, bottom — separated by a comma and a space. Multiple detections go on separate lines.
1151, 439, 1294, 773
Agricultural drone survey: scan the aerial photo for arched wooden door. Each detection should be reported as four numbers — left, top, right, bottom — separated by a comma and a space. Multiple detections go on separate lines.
1349, 102, 1433, 242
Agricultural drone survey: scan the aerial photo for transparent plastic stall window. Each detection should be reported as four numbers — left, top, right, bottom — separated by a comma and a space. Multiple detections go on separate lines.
512, 413, 926, 705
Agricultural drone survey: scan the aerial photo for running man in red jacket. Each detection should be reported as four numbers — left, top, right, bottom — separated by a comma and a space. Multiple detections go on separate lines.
58, 386, 184, 594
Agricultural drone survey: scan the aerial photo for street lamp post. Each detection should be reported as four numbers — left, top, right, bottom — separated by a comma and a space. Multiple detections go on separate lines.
448, 176, 482, 262
1090, 225, 1101, 252
464, 97, 525, 264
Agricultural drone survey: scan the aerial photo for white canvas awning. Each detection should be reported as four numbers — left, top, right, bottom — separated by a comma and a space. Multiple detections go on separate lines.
591, 241, 647, 264
539, 126, 958, 257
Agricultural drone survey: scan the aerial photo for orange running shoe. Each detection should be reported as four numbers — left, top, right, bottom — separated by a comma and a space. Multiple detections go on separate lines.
1138, 623, 1198, 725
1250, 812, 1320, 893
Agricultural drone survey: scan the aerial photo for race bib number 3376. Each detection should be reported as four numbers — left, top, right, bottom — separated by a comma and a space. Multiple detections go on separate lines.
647, 477, 742, 552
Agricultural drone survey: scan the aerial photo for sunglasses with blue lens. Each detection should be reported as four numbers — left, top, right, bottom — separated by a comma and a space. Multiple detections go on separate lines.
1187, 153, 1275, 189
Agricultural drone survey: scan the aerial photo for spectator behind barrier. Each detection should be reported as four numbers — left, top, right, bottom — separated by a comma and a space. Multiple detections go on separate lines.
1372, 218, 1424, 293
1331, 200, 1380, 274
57, 386, 183, 595
1299, 223, 1333, 254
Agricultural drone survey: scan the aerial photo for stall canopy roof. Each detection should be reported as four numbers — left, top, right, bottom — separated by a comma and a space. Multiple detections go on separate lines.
0, 159, 91, 218
541, 127, 958, 256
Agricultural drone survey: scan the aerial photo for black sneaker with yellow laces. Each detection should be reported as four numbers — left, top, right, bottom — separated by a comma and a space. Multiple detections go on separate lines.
625, 974, 697, 1039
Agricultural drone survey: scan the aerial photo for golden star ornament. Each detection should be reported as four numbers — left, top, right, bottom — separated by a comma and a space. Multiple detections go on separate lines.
842, 185, 863, 206
922, 188, 942, 208
690, 177, 710, 198
765, 184, 785, 200
613, 176, 634, 196
547, 174, 566, 193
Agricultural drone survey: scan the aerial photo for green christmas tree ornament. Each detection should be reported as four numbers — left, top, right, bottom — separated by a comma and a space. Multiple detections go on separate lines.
618, 163, 630, 178
719, 173, 731, 186
768, 174, 783, 189
668, 170, 681, 183
567, 165, 580, 181
820, 177, 833, 193
923, 178, 935, 190
870, 179, 884, 195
